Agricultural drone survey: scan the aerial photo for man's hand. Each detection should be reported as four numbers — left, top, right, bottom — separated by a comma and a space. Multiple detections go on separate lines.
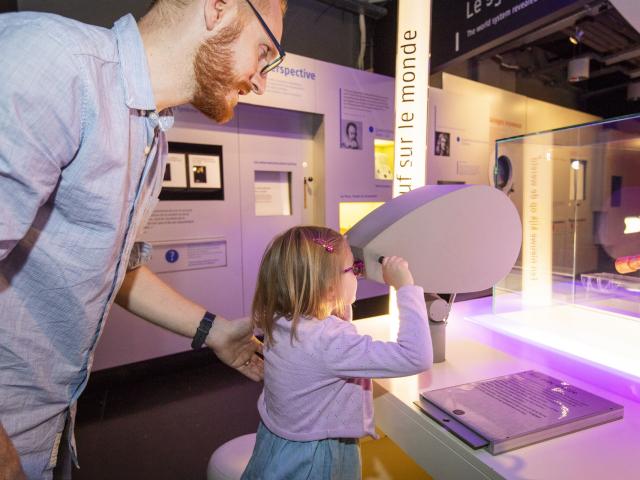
117, 267, 264, 381
0, 423, 26, 480
207, 316, 264, 381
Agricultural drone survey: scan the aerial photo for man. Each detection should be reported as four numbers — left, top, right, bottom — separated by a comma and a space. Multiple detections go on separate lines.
0, 0, 286, 478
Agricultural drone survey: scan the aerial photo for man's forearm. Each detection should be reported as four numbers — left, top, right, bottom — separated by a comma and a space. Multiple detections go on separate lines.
115, 265, 205, 339
115, 266, 264, 381
0, 422, 25, 480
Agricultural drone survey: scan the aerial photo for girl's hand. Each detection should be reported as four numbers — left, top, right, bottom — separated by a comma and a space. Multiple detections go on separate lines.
381, 256, 414, 289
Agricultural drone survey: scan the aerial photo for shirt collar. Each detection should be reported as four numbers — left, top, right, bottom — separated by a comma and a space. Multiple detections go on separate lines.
146, 110, 175, 132
113, 14, 157, 111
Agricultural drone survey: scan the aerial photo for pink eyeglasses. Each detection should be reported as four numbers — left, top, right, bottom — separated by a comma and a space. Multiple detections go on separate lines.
343, 260, 365, 278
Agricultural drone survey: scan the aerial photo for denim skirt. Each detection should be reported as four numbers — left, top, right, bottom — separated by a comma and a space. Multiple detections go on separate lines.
241, 422, 361, 480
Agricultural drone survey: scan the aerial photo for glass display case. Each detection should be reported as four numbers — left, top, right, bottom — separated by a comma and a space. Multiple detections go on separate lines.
471, 113, 640, 393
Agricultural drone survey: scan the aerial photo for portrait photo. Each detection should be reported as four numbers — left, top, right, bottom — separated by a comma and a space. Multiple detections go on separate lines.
340, 119, 363, 150
434, 131, 450, 157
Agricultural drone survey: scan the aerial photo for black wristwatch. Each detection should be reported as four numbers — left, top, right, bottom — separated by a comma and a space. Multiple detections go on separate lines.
191, 311, 216, 349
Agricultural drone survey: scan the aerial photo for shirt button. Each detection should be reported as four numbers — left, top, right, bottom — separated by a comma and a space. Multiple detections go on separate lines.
144, 145, 151, 155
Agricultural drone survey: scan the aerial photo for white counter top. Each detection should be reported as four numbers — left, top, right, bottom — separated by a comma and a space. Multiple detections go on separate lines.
354, 297, 640, 480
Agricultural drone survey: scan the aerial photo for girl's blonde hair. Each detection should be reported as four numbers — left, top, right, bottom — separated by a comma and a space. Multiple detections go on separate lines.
252, 226, 348, 346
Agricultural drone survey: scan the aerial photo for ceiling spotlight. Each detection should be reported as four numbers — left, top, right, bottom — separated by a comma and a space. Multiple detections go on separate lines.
569, 27, 584, 45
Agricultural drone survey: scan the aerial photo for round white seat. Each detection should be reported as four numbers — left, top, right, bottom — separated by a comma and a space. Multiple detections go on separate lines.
207, 433, 257, 480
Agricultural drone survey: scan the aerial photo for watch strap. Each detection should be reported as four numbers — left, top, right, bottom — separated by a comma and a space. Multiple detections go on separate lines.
191, 311, 216, 349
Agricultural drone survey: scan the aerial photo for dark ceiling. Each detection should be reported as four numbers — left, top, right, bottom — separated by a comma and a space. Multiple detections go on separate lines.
373, 0, 640, 119
479, 1, 640, 118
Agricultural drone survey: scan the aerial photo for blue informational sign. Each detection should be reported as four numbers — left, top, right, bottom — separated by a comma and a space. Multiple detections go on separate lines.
165, 249, 180, 263
431, 0, 586, 70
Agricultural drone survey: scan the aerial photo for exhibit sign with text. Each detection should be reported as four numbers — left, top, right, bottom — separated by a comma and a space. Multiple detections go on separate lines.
148, 238, 228, 274
431, 0, 587, 70
426, 88, 490, 186
393, 0, 430, 196
522, 142, 553, 306
417, 370, 623, 454
243, 53, 318, 114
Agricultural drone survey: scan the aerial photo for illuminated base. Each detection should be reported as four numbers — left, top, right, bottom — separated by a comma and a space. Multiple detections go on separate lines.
466, 305, 640, 402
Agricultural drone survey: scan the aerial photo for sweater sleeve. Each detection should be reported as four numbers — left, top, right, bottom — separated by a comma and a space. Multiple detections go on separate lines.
319, 285, 433, 378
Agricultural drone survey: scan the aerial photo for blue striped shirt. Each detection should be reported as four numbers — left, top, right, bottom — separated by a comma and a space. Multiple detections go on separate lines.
0, 12, 172, 477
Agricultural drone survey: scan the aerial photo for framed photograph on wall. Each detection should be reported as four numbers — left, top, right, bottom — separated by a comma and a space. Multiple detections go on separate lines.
162, 153, 188, 189
189, 154, 222, 189
160, 142, 224, 201
340, 119, 363, 150
434, 131, 450, 156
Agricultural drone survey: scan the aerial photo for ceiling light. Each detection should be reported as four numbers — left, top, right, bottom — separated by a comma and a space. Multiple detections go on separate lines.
569, 27, 584, 45
624, 216, 640, 234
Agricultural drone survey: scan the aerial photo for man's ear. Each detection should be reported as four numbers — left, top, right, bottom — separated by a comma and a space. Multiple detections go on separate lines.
204, 0, 230, 31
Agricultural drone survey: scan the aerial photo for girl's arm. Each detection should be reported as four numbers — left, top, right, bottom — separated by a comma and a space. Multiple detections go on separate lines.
320, 285, 433, 378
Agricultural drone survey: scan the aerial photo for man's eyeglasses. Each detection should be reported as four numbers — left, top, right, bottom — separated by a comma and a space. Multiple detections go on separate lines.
343, 260, 365, 279
245, 0, 286, 75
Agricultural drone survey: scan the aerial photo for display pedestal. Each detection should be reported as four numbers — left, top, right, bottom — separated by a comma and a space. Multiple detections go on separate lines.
429, 320, 446, 363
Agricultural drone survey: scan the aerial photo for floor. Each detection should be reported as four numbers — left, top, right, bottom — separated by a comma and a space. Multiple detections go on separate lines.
75, 350, 262, 479
74, 349, 431, 479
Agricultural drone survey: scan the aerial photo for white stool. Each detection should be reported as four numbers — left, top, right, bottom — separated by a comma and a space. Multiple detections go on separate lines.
207, 433, 257, 480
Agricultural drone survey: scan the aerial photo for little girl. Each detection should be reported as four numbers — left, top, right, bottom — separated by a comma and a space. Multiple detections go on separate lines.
241, 225, 432, 479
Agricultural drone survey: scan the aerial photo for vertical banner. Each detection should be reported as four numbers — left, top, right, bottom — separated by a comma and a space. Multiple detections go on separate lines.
393, 0, 431, 198
391, 1, 431, 328
522, 142, 553, 306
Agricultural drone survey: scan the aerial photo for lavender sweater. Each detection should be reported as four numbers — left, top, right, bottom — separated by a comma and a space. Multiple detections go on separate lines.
257, 285, 432, 441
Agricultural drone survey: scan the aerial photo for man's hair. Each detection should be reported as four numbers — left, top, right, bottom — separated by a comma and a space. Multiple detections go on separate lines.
252, 226, 348, 347
149, 0, 287, 20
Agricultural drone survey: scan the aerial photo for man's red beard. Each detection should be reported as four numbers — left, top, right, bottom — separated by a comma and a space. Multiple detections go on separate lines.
192, 23, 253, 123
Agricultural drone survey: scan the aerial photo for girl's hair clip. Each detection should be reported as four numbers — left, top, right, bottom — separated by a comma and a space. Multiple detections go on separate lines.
312, 237, 334, 253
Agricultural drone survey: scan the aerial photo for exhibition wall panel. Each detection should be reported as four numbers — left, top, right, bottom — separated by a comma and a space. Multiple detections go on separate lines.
426, 88, 491, 186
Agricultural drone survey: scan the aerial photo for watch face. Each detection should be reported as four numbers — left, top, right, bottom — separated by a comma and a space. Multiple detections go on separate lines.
494, 155, 512, 191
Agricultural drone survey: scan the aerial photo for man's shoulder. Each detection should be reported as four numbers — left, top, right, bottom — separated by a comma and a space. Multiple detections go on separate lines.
0, 12, 117, 65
